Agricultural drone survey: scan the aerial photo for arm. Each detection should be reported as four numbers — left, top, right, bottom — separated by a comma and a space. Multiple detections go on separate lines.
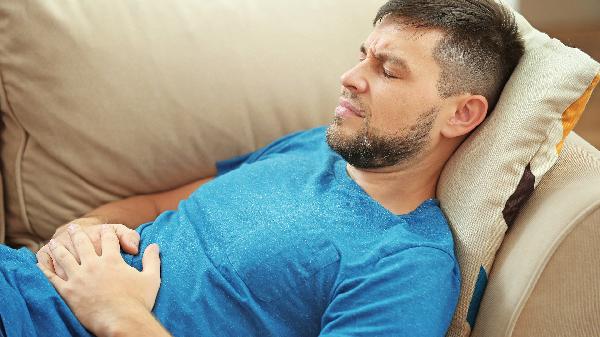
319, 247, 460, 337
37, 168, 216, 278
39, 224, 172, 337
63, 168, 217, 231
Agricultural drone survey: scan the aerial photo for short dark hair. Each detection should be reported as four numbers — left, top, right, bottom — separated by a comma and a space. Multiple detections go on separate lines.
374, 0, 524, 113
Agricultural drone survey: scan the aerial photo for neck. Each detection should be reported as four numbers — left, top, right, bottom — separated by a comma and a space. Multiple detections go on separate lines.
346, 148, 448, 215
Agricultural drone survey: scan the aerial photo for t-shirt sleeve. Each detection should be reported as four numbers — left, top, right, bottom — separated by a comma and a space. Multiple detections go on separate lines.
319, 246, 460, 337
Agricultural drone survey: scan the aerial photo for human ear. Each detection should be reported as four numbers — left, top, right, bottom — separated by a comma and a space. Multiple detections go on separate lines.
441, 95, 488, 138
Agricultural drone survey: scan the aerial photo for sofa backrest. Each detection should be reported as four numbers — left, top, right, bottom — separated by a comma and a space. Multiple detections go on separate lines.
0, 0, 385, 247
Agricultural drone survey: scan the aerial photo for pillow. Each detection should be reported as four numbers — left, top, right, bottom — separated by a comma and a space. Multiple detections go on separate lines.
438, 6, 600, 337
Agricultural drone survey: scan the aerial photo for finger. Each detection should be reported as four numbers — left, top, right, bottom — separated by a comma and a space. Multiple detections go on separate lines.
142, 244, 161, 278
51, 229, 79, 277
54, 223, 80, 264
100, 224, 121, 259
67, 223, 96, 263
52, 257, 67, 280
87, 228, 102, 256
52, 224, 69, 239
37, 261, 67, 290
48, 239, 80, 277
81, 224, 112, 256
113, 224, 140, 255
36, 247, 56, 274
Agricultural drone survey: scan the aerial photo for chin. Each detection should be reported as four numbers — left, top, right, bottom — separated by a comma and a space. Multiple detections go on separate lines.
327, 121, 353, 143
330, 116, 365, 133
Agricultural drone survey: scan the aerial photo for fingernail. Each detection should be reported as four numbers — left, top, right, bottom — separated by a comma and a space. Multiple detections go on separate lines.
101, 224, 109, 231
49, 239, 57, 249
131, 236, 140, 246
67, 223, 79, 233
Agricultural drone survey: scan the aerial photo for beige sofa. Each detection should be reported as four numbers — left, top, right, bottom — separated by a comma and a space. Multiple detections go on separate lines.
0, 1, 598, 336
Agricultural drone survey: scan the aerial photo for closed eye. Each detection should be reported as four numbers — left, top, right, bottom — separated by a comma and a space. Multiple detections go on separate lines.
383, 68, 398, 79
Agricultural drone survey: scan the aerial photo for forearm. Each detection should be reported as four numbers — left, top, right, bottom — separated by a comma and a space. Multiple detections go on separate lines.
73, 175, 216, 231
81, 195, 160, 230
53, 174, 216, 236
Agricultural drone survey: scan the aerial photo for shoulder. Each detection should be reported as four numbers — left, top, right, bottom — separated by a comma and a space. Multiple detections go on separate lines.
265, 126, 328, 150
337, 243, 460, 297
323, 244, 460, 336
249, 125, 332, 160
399, 199, 457, 260
377, 245, 459, 278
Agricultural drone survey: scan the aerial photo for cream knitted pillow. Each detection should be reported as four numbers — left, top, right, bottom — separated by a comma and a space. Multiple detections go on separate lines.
439, 9, 600, 337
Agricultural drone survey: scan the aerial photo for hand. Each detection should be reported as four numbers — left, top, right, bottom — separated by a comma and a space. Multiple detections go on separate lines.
38, 224, 162, 337
37, 219, 140, 280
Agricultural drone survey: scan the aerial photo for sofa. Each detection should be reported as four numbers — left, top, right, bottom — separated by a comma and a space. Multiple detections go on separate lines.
0, 0, 598, 336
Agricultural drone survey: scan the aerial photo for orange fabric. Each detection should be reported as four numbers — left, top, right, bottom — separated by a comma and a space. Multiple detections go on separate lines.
557, 73, 600, 154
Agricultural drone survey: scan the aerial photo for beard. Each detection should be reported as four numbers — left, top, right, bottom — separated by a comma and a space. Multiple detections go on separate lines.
326, 105, 438, 169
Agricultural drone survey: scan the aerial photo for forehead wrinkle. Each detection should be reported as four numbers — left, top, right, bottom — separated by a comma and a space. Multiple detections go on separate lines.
360, 42, 411, 74
377, 51, 411, 74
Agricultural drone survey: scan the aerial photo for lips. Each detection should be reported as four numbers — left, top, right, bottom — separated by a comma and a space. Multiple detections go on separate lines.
335, 99, 365, 118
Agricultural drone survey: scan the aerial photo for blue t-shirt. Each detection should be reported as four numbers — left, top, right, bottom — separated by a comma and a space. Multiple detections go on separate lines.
0, 126, 460, 337
126, 126, 461, 336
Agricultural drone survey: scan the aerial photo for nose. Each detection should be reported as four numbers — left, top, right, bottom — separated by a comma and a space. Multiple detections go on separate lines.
340, 62, 368, 94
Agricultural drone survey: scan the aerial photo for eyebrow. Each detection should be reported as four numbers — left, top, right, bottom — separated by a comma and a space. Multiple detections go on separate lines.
360, 44, 411, 74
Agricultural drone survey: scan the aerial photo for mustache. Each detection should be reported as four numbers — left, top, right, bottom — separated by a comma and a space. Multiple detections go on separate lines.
340, 90, 367, 114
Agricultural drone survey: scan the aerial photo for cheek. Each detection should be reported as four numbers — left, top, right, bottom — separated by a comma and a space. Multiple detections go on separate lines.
368, 94, 414, 130
368, 82, 440, 128
368, 109, 409, 135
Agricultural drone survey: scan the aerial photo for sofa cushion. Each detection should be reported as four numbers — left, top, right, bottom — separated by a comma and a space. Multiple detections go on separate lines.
0, 0, 384, 248
437, 7, 600, 337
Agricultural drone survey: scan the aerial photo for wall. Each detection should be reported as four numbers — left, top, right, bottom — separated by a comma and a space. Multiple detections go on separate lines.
521, 0, 600, 148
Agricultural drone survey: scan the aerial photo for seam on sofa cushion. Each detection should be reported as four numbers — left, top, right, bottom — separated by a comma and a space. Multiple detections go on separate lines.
0, 68, 6, 243
0, 66, 35, 240
506, 194, 600, 336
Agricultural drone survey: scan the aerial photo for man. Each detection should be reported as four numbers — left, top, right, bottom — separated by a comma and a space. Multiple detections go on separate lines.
1, 0, 524, 336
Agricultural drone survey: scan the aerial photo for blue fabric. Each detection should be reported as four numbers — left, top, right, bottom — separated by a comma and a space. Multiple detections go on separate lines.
467, 265, 488, 328
0, 126, 460, 337
0, 246, 92, 337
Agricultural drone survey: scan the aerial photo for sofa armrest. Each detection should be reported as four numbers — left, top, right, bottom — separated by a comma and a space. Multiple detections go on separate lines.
472, 133, 600, 337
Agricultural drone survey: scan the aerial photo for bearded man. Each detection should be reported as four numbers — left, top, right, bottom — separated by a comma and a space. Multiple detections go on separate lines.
1, 0, 524, 336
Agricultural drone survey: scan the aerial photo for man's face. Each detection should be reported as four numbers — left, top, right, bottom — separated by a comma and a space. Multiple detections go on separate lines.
326, 18, 447, 170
